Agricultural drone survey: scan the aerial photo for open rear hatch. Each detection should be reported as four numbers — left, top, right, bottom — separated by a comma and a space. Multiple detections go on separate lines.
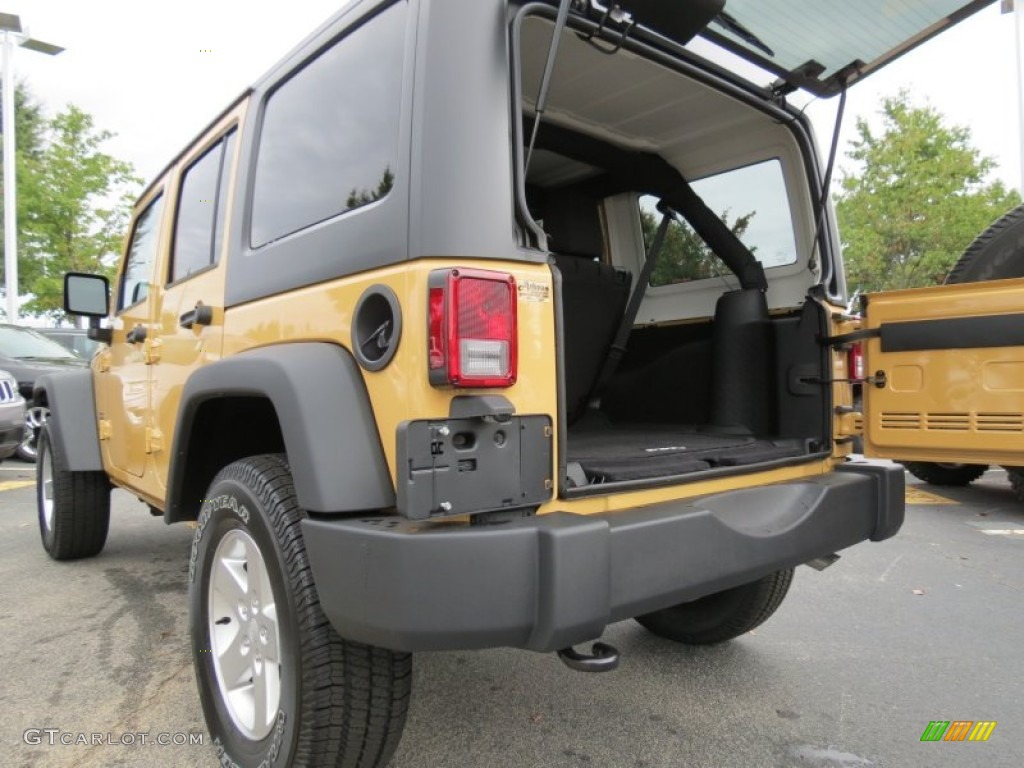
515, 0, 998, 495
597, 0, 997, 96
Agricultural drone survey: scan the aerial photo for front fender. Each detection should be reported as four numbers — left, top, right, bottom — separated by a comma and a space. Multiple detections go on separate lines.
33, 370, 103, 472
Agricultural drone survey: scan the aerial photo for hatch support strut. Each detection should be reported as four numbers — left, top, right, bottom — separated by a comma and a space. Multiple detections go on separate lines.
524, 0, 576, 173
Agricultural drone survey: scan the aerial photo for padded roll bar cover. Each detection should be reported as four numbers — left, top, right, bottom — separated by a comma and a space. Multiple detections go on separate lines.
166, 343, 394, 518
709, 288, 777, 435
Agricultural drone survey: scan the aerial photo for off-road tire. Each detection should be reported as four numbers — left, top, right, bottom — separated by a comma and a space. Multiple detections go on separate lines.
1008, 468, 1024, 504
902, 462, 987, 487
944, 204, 1024, 284
36, 423, 111, 560
190, 454, 411, 768
635, 568, 794, 645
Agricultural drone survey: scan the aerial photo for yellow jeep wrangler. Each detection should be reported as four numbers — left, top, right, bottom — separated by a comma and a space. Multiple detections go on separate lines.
32, 1, 1003, 765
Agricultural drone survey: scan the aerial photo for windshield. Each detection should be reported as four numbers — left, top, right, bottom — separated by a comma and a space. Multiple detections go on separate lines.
699, 0, 992, 94
0, 326, 81, 360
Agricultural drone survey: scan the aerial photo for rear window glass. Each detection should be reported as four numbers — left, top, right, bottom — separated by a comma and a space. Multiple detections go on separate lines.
250, 1, 406, 248
640, 159, 798, 287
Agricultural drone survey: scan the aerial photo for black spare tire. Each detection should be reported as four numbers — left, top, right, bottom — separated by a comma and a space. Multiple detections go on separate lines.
944, 204, 1024, 284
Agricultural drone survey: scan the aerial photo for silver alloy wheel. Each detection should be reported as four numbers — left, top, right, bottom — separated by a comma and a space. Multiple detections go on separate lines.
40, 434, 55, 531
20, 406, 49, 461
208, 529, 283, 740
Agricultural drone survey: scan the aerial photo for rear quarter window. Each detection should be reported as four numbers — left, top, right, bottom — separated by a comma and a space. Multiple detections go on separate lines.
250, 1, 407, 248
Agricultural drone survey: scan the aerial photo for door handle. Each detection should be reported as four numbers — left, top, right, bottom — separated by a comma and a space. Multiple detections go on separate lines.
126, 325, 147, 344
179, 303, 213, 329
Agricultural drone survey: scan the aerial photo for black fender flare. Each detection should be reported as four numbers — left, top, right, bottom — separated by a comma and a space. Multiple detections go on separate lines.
32, 370, 103, 471
165, 343, 394, 521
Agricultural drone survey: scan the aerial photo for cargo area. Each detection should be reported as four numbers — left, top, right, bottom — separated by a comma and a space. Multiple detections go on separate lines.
554, 256, 829, 489
516, 12, 836, 492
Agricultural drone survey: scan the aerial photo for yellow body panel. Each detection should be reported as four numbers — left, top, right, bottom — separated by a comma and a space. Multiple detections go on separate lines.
863, 278, 1024, 466
220, 258, 560, 493
96, 104, 244, 504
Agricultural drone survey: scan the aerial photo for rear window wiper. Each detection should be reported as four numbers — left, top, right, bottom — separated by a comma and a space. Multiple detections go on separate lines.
710, 12, 774, 57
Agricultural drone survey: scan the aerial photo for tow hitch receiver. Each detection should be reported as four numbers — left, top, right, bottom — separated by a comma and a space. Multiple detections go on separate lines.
556, 642, 620, 673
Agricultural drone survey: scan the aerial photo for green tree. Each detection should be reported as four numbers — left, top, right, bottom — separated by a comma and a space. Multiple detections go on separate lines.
642, 205, 753, 286
0, 81, 48, 298
836, 92, 1020, 293
18, 104, 140, 319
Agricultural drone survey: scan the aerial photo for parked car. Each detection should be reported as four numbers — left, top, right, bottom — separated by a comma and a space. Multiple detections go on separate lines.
34, 1, 1005, 766
0, 369, 25, 462
0, 324, 87, 461
37, 327, 105, 360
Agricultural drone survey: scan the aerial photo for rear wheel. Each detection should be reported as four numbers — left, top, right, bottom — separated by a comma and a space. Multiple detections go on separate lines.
190, 455, 411, 768
1008, 469, 1024, 504
36, 423, 111, 560
635, 568, 793, 645
902, 462, 986, 487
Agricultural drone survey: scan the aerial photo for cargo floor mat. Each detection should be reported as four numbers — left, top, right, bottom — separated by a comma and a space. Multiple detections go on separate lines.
566, 423, 804, 483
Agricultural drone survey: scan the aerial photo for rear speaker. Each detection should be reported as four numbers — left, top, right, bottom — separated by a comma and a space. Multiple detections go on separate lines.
352, 285, 402, 371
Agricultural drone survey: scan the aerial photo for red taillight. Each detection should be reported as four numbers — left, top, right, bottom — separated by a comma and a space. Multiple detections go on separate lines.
428, 268, 517, 388
428, 287, 446, 370
848, 341, 865, 381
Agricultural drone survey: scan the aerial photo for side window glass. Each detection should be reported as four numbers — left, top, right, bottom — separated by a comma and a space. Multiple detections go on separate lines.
640, 160, 798, 287
250, 1, 406, 247
118, 195, 165, 311
171, 129, 236, 283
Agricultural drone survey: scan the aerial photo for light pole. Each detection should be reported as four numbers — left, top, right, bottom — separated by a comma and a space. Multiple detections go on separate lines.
1016, 0, 1024, 193
1, 12, 63, 323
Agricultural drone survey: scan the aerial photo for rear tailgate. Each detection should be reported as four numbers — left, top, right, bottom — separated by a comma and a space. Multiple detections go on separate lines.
862, 277, 1024, 465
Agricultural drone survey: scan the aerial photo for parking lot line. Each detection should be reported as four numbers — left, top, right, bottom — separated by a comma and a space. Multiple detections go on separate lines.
0, 481, 34, 492
905, 487, 957, 505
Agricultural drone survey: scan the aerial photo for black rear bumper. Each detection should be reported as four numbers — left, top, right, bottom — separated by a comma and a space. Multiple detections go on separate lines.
302, 461, 903, 653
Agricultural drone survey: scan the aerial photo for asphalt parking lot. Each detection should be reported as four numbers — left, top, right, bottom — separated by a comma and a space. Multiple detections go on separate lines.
1, 460, 1022, 768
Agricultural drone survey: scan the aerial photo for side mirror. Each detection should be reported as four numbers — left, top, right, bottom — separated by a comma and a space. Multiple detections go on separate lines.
64, 272, 113, 344
64, 272, 110, 318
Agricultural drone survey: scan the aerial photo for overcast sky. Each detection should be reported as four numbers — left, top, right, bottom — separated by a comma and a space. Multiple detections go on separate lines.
8, 0, 1023, 195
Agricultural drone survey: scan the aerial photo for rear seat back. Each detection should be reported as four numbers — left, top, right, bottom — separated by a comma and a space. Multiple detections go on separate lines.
554, 257, 631, 423
534, 186, 631, 424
